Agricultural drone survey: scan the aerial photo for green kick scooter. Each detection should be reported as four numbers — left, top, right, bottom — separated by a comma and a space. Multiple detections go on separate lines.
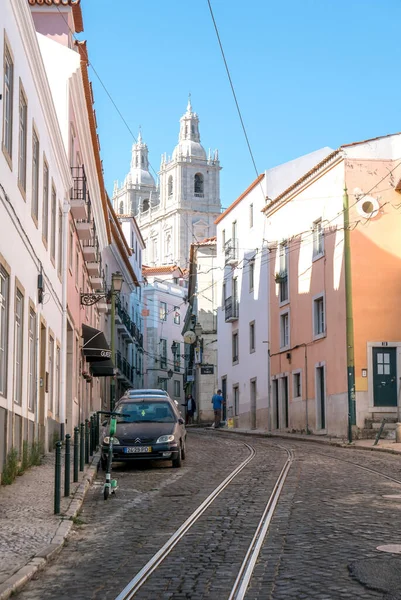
98, 410, 128, 500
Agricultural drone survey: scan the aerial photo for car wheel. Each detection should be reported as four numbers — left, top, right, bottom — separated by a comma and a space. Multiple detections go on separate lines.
181, 441, 186, 460
172, 447, 182, 468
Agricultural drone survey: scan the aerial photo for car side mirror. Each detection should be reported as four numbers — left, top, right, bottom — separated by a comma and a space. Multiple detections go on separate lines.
178, 418, 184, 425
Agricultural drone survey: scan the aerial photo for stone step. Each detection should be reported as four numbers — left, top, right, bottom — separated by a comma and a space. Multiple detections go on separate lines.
364, 418, 398, 429
361, 428, 396, 440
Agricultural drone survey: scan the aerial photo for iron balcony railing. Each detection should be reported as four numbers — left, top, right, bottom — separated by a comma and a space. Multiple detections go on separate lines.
225, 296, 239, 322
224, 238, 239, 265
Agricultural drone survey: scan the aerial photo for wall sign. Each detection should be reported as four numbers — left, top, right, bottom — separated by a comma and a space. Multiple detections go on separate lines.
201, 365, 214, 375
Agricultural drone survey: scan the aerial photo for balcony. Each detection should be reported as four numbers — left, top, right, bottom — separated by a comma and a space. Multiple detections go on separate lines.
225, 296, 239, 322
116, 351, 133, 384
225, 238, 239, 266
76, 220, 93, 241
87, 261, 101, 276
90, 276, 103, 290
115, 300, 134, 342
70, 166, 89, 220
82, 237, 99, 262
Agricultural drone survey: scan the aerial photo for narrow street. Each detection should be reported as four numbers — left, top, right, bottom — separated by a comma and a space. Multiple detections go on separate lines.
15, 432, 401, 600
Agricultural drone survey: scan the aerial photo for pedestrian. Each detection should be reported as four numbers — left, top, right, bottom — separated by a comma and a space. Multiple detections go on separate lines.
211, 389, 225, 429
182, 393, 196, 425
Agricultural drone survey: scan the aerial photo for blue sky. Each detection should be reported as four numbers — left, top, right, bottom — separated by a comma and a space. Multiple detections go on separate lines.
81, 0, 401, 209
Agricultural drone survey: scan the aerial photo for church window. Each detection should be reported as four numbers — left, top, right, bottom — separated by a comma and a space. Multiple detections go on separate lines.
143, 198, 149, 212
168, 176, 173, 197
141, 155, 144, 165
191, 125, 195, 134
119, 201, 124, 214
135, 156, 138, 167
194, 173, 204, 196
165, 234, 171, 258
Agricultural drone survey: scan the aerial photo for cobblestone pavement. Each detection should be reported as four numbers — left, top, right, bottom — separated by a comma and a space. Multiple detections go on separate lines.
14, 431, 401, 600
0, 449, 92, 587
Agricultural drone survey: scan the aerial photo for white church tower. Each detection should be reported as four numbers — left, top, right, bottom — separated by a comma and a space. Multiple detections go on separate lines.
112, 100, 221, 269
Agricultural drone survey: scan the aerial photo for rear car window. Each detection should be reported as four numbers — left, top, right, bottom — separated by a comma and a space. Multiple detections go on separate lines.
115, 400, 176, 423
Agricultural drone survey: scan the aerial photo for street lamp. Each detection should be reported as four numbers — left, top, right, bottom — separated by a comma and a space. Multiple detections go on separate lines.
110, 271, 124, 410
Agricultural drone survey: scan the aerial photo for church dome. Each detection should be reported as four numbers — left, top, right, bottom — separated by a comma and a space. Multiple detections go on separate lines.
129, 167, 155, 187
172, 139, 207, 161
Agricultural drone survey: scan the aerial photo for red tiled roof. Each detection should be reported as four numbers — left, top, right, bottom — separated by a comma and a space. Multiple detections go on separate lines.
28, 0, 84, 33
142, 265, 183, 276
215, 174, 265, 225
197, 236, 217, 245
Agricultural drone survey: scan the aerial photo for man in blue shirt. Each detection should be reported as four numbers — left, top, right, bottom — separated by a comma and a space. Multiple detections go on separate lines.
211, 389, 225, 429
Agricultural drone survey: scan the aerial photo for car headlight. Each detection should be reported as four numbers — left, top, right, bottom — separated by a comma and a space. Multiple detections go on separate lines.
103, 436, 120, 445
156, 434, 175, 444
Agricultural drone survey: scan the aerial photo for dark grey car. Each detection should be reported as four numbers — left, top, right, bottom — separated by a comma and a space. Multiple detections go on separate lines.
101, 395, 187, 468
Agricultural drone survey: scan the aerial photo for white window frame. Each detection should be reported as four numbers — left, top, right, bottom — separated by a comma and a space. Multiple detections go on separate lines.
0, 267, 9, 396
2, 37, 14, 162
249, 260, 254, 292
18, 82, 28, 193
232, 330, 239, 364
292, 369, 302, 401
159, 301, 167, 321
31, 125, 40, 222
14, 287, 24, 405
280, 309, 290, 350
249, 321, 255, 353
313, 293, 326, 339
312, 218, 324, 259
28, 307, 36, 412
42, 156, 49, 244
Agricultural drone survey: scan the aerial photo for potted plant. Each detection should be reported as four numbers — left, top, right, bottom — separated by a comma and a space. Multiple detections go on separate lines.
274, 271, 287, 283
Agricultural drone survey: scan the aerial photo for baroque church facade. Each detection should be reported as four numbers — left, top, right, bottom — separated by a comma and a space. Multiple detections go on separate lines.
112, 100, 222, 269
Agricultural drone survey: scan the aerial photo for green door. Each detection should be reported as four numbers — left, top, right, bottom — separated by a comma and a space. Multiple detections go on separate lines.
373, 347, 397, 407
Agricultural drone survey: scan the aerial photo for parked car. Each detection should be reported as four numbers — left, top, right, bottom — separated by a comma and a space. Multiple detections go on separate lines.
101, 395, 186, 469
116, 388, 179, 408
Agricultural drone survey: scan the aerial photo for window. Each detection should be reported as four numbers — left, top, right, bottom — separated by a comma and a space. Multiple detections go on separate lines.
168, 175, 173, 196
280, 311, 289, 349
119, 200, 124, 214
249, 321, 255, 353
313, 295, 325, 337
42, 158, 49, 243
69, 229, 73, 271
232, 332, 239, 363
173, 342, 180, 372
222, 229, 226, 252
48, 335, 54, 413
75, 246, 79, 287
249, 203, 254, 228
18, 85, 28, 192
55, 346, 60, 417
160, 339, 167, 369
58, 208, 62, 276
174, 380, 180, 397
2, 40, 14, 160
0, 267, 9, 396
50, 185, 56, 260
249, 260, 254, 292
31, 128, 39, 221
28, 308, 36, 412
293, 371, 301, 399
159, 301, 167, 321
194, 173, 204, 195
313, 218, 324, 257
158, 377, 168, 391
14, 288, 24, 405
278, 242, 288, 303
233, 385, 239, 416
174, 307, 180, 325
143, 198, 149, 212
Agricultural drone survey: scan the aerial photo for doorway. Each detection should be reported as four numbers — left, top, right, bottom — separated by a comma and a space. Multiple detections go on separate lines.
39, 322, 46, 444
281, 376, 289, 429
221, 376, 227, 421
316, 366, 326, 430
272, 379, 279, 429
250, 378, 257, 430
373, 347, 397, 407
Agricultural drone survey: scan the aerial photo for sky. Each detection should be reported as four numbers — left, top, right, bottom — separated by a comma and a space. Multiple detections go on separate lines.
80, 0, 401, 210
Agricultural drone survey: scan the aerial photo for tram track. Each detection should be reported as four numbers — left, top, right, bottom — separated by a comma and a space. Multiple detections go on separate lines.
115, 441, 293, 600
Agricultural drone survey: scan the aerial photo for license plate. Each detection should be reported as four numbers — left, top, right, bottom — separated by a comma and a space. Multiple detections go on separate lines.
124, 446, 152, 453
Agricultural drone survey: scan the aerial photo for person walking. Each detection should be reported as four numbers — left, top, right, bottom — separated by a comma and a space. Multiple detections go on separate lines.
182, 393, 196, 425
211, 389, 225, 429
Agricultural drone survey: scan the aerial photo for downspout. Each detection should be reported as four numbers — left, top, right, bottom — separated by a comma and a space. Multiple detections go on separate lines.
304, 344, 309, 433
60, 199, 71, 440
343, 186, 356, 442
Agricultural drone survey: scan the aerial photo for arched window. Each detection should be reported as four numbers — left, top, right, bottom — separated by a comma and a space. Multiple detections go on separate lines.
135, 155, 138, 167
194, 173, 204, 195
143, 198, 150, 212
168, 175, 173, 197
141, 155, 144, 165
119, 200, 124, 214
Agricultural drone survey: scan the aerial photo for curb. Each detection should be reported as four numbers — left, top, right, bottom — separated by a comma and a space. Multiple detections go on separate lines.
215, 428, 401, 456
0, 453, 100, 600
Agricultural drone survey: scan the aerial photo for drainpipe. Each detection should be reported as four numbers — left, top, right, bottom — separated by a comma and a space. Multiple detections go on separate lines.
60, 199, 70, 441
343, 187, 356, 443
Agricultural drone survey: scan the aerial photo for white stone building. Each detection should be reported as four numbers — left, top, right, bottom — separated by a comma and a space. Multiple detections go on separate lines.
215, 148, 333, 429
112, 100, 222, 270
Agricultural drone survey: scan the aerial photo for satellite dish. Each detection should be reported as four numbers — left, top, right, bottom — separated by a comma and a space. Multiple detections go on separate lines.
183, 330, 196, 344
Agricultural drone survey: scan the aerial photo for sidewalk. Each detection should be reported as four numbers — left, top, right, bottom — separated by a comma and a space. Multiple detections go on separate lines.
0, 448, 99, 600
220, 426, 401, 455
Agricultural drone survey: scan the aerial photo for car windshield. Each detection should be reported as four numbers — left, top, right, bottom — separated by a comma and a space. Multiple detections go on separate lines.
115, 401, 176, 423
